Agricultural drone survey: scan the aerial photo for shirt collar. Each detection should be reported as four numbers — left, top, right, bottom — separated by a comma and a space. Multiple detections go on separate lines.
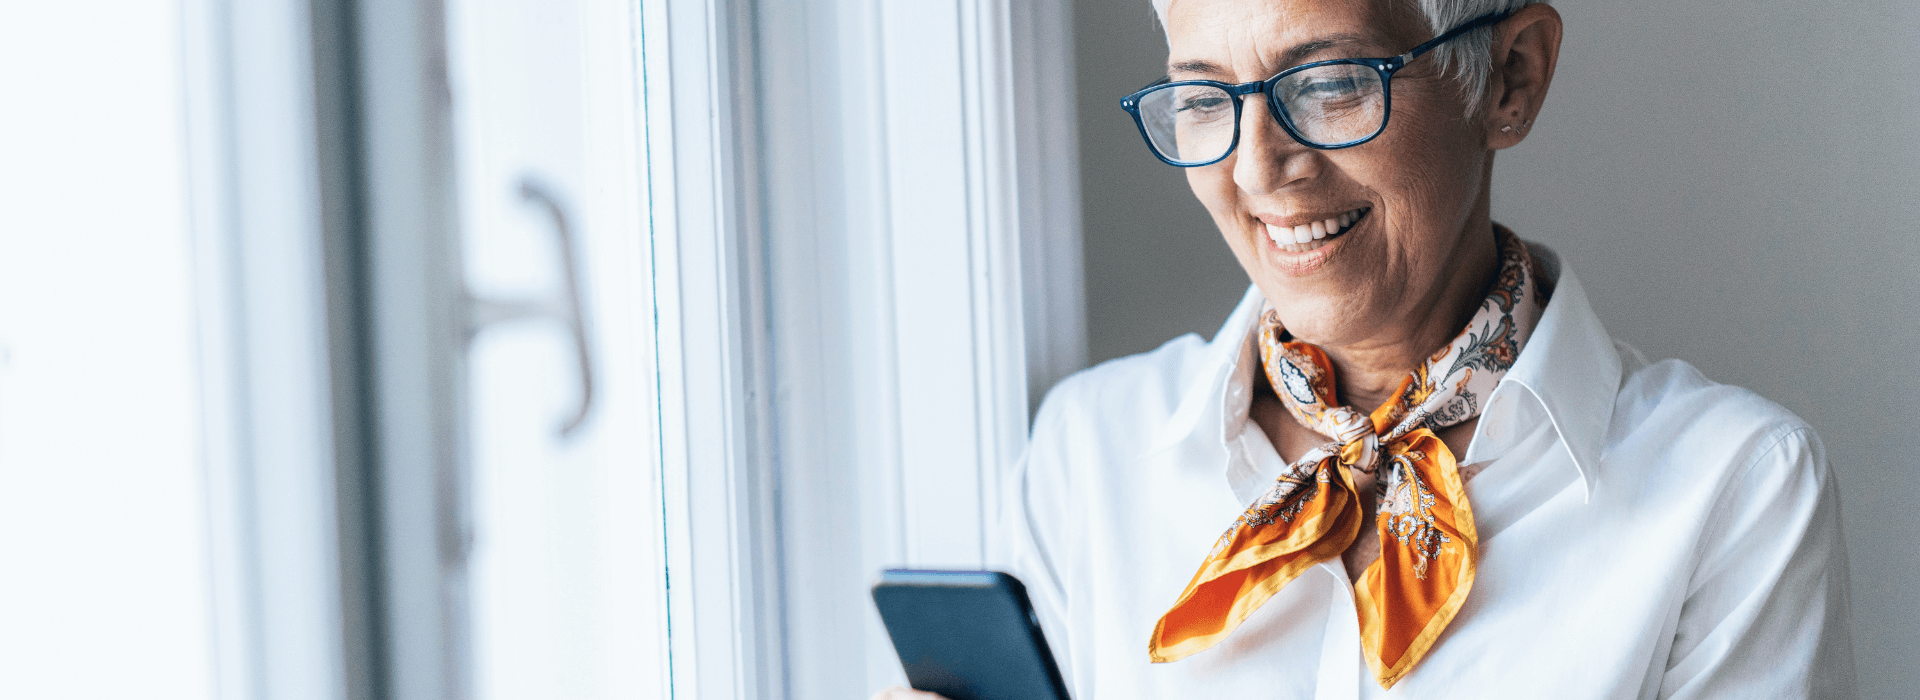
1151, 284, 1265, 456
1486, 242, 1619, 500
1151, 240, 1620, 500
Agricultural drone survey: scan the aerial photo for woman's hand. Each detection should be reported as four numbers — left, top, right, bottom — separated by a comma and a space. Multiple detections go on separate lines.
870, 687, 948, 700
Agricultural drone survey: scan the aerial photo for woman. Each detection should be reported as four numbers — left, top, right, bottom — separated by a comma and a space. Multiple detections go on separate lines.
881, 0, 1854, 696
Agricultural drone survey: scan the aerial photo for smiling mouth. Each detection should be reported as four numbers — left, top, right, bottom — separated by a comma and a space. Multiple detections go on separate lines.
1265, 207, 1370, 254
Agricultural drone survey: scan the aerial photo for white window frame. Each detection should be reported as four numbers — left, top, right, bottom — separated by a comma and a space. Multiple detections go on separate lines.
180, 0, 357, 697
639, 0, 783, 696
749, 0, 1086, 696
179, 0, 1084, 696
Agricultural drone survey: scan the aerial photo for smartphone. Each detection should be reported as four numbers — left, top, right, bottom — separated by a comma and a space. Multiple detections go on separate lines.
871, 569, 1071, 700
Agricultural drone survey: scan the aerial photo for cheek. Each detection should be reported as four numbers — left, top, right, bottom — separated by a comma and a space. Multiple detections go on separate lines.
1185, 163, 1237, 214
1360, 111, 1485, 231
1186, 163, 1247, 237
1394, 94, 1484, 182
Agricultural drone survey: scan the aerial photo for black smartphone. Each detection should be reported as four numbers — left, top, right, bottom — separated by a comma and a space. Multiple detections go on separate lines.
871, 569, 1071, 700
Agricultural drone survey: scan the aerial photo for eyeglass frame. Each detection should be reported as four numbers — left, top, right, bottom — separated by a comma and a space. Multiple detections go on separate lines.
1118, 9, 1514, 167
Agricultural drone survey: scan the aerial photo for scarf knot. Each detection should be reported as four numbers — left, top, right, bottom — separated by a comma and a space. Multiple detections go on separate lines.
1148, 227, 1546, 688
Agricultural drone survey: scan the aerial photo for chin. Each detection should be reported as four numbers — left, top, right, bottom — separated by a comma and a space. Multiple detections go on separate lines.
1256, 292, 1382, 347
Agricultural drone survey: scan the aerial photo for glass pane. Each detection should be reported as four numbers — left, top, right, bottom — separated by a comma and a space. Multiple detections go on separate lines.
0, 2, 215, 697
1278, 63, 1386, 146
447, 0, 668, 697
1139, 84, 1236, 164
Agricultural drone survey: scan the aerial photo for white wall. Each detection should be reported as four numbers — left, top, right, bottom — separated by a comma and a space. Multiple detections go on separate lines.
1073, 0, 1919, 696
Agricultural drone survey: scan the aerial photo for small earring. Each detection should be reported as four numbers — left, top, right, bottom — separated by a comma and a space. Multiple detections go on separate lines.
1500, 125, 1515, 133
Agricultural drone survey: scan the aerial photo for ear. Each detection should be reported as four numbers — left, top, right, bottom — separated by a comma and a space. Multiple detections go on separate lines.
1484, 4, 1562, 150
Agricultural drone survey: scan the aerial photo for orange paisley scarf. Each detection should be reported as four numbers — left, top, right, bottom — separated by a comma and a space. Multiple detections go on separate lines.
1149, 228, 1545, 688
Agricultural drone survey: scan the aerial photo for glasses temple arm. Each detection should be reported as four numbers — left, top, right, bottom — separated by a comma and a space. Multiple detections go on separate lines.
1397, 9, 1515, 65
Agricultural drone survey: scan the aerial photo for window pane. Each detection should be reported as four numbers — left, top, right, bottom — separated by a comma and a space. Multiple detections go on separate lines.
0, 2, 215, 697
446, 0, 669, 696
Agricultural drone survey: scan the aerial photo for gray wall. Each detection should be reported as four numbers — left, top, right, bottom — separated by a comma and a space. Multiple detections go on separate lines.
1077, 6, 1248, 364
1073, 0, 1919, 695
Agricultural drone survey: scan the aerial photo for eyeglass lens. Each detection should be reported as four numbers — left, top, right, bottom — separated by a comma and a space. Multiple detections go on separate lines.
1136, 63, 1387, 163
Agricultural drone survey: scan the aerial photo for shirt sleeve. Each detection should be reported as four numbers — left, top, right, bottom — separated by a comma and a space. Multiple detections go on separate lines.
987, 390, 1077, 697
1659, 426, 1857, 699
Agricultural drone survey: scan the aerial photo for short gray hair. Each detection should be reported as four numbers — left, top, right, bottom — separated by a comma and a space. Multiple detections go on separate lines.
1149, 0, 1545, 117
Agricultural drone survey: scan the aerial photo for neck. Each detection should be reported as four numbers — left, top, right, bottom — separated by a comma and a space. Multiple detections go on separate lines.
1324, 221, 1501, 411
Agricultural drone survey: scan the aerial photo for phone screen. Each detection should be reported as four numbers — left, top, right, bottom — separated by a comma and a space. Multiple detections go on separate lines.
871, 570, 1071, 700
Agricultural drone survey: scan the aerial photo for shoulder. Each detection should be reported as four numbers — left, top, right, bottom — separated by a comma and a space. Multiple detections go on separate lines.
1032, 332, 1214, 444
1606, 348, 1831, 499
1021, 331, 1222, 490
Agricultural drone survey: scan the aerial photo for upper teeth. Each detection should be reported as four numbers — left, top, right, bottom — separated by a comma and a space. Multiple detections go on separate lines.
1266, 208, 1366, 246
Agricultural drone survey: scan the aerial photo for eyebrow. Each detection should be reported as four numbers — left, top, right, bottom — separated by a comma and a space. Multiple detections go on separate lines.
1167, 34, 1373, 79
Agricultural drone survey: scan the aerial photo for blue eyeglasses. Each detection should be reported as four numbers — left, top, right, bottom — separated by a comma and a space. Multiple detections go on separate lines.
1119, 10, 1512, 167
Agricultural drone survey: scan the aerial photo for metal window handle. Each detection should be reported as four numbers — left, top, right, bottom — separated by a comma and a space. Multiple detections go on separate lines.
466, 178, 595, 439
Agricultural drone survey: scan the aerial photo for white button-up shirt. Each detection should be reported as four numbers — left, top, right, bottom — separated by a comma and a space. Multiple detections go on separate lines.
995, 245, 1855, 699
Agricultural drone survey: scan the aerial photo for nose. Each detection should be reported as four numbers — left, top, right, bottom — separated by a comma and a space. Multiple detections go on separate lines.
1230, 95, 1318, 196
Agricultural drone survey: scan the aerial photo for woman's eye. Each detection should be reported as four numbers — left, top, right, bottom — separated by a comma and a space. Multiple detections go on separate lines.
1297, 79, 1360, 99
1177, 96, 1230, 114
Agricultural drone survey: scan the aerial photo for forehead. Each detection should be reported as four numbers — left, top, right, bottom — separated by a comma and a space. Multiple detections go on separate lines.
1163, 0, 1419, 78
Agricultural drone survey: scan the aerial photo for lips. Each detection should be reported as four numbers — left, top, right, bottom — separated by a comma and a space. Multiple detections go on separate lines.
1264, 207, 1370, 254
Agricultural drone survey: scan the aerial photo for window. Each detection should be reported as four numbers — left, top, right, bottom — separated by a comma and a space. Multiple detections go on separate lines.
0, 3, 214, 697
4, 0, 1083, 698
